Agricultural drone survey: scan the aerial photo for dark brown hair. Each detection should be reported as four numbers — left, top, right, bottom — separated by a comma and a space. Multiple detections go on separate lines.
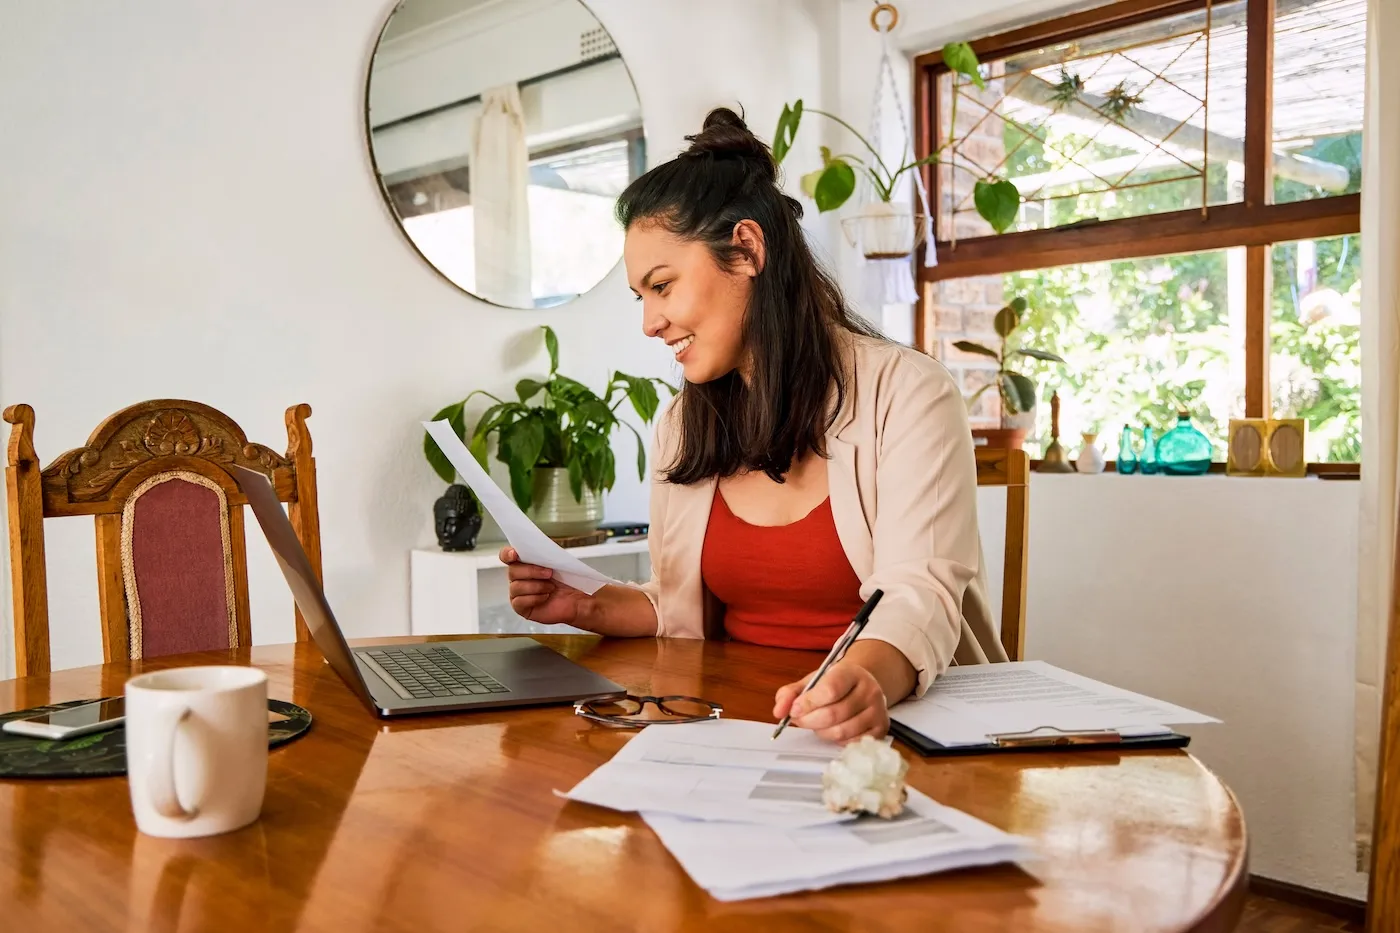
615, 107, 880, 485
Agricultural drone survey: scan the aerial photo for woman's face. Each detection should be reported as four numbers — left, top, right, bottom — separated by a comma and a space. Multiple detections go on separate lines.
625, 219, 764, 384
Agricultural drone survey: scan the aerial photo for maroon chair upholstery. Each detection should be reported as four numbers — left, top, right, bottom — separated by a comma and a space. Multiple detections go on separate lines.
121, 472, 238, 659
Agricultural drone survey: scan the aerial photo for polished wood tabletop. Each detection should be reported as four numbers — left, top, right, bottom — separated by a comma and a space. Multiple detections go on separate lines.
0, 635, 1247, 932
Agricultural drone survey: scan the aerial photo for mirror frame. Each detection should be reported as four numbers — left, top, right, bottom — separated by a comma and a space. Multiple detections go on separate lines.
361, 0, 645, 309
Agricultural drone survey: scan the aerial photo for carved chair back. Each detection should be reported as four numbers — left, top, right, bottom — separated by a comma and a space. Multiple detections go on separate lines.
4, 400, 322, 675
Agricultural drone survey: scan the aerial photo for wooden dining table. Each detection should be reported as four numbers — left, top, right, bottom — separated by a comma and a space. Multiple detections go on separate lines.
0, 634, 1247, 932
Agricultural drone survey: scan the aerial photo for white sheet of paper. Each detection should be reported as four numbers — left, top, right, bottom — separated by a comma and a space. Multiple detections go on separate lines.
564, 721, 850, 827
642, 787, 1030, 901
423, 420, 619, 595
890, 660, 1219, 746
615, 719, 843, 773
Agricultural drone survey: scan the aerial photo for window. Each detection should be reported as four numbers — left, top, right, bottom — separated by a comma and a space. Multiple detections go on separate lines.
1272, 0, 1365, 203
1270, 235, 1361, 461
915, 0, 1364, 468
936, 2, 1247, 236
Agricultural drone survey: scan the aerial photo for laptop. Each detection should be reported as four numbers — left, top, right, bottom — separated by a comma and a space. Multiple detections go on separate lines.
232, 465, 626, 718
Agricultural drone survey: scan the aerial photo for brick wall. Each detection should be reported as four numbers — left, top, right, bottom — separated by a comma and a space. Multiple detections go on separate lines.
924, 68, 1008, 430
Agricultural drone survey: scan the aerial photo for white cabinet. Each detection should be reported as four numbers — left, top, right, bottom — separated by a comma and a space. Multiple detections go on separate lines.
410, 539, 652, 636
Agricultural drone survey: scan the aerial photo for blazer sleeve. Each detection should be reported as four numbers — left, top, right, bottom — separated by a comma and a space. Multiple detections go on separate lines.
857, 358, 983, 696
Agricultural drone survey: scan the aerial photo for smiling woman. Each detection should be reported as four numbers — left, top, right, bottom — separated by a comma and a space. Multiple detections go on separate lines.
501, 108, 1006, 746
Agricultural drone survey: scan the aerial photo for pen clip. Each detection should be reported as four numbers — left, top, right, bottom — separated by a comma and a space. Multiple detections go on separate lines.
989, 725, 1123, 748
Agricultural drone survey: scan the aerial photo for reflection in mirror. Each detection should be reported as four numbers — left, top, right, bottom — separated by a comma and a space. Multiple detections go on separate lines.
366, 0, 644, 309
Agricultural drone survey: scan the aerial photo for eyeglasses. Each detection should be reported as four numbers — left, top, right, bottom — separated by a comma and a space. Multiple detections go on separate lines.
573, 694, 722, 728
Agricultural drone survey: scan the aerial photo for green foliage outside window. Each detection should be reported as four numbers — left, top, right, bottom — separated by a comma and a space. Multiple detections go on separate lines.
993, 125, 1361, 462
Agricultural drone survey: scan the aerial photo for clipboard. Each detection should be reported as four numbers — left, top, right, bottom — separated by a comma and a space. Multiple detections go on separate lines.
889, 720, 1191, 757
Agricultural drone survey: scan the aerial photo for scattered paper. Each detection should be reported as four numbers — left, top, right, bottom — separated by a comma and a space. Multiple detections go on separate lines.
642, 788, 1030, 901
565, 721, 849, 827
891, 660, 1219, 747
616, 719, 843, 774
561, 718, 1030, 900
423, 420, 619, 594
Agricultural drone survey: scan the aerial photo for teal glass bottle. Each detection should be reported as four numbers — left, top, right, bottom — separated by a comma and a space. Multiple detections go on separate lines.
1140, 426, 1159, 474
1116, 424, 1138, 474
1158, 409, 1213, 475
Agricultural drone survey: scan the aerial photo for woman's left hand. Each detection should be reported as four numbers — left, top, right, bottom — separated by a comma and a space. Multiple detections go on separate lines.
773, 661, 889, 743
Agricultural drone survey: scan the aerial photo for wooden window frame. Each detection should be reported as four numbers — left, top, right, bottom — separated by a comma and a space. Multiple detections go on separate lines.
912, 0, 1362, 472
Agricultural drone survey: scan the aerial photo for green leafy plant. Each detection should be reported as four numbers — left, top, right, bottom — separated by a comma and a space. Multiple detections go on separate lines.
1101, 80, 1146, 123
772, 42, 1022, 233
423, 326, 676, 510
955, 297, 1067, 416
1048, 68, 1086, 110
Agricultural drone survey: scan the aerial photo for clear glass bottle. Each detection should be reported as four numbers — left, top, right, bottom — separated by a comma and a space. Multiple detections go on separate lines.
1158, 409, 1214, 475
1116, 424, 1138, 474
1140, 426, 1159, 475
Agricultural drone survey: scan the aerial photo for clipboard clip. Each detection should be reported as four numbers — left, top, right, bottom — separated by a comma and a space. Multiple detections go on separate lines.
990, 725, 1124, 748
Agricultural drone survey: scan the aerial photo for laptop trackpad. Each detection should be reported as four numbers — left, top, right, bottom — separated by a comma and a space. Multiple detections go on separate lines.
453, 639, 611, 687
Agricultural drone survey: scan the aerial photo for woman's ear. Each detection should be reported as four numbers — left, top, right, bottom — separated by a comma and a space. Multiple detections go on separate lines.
730, 219, 766, 277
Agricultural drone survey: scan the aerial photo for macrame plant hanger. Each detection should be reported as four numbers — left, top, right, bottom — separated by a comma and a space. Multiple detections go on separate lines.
847, 1, 936, 308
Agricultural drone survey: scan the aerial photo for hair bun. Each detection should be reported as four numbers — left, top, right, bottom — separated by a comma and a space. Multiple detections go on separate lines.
683, 107, 777, 183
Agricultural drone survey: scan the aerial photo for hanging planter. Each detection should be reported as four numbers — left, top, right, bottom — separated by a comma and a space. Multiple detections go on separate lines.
771, 28, 1021, 241
841, 202, 926, 260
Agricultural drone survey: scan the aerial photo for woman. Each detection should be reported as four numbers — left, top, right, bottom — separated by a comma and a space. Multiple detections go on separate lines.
504, 108, 1004, 742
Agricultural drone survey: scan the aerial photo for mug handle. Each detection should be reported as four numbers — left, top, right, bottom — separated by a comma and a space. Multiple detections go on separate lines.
148, 706, 199, 820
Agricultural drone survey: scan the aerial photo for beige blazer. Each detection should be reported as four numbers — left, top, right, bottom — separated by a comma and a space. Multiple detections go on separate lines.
637, 332, 1006, 695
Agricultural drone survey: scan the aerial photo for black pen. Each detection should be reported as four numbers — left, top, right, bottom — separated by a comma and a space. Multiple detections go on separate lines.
771, 589, 885, 740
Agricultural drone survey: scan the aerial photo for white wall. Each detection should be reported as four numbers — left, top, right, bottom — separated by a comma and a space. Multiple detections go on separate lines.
0, 0, 838, 675
977, 475, 1367, 898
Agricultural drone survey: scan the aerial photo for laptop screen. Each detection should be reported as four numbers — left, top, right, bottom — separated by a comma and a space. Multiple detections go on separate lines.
231, 465, 379, 712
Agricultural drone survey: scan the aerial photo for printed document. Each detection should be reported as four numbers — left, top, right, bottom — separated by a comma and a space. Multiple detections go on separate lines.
891, 660, 1219, 746
423, 420, 619, 594
616, 719, 842, 773
565, 721, 848, 827
642, 788, 1030, 901
562, 719, 1029, 899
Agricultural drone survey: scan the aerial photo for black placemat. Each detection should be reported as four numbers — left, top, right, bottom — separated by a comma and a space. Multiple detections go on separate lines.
0, 698, 312, 779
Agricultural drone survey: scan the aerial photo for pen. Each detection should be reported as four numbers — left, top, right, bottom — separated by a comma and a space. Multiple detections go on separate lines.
771, 589, 884, 740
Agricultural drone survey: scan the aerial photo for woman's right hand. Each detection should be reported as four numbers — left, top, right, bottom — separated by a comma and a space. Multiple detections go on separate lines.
502, 547, 592, 626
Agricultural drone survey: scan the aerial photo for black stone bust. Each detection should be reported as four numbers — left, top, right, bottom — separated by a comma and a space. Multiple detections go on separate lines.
433, 484, 482, 551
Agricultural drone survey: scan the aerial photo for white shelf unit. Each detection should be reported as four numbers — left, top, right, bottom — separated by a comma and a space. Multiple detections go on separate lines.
410, 538, 651, 637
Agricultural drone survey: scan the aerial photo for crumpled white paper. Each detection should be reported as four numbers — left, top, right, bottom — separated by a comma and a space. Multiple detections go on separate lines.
821, 735, 909, 819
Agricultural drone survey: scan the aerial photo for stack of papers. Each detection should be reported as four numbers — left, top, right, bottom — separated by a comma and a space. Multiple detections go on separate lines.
890, 660, 1219, 747
562, 720, 1029, 901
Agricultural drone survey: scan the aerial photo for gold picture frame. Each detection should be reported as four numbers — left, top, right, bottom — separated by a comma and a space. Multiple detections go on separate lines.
1227, 418, 1307, 477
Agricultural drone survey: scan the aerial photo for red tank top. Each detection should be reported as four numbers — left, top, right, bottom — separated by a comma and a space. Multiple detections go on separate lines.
700, 490, 866, 650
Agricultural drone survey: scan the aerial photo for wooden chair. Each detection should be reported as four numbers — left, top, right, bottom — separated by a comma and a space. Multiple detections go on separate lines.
975, 447, 1030, 662
4, 400, 323, 676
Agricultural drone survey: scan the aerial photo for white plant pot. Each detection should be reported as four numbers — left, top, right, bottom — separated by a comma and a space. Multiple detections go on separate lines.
1002, 399, 1037, 433
842, 201, 919, 259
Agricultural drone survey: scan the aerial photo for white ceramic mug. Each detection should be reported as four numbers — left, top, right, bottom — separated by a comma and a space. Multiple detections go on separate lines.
124, 666, 269, 838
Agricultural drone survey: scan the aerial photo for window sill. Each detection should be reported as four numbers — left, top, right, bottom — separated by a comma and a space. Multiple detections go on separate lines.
1027, 460, 1359, 479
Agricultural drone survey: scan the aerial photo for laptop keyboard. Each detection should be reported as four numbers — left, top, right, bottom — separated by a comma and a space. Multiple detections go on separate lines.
364, 646, 510, 700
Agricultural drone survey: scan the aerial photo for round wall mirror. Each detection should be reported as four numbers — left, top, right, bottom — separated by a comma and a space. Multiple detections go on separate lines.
366, 0, 644, 309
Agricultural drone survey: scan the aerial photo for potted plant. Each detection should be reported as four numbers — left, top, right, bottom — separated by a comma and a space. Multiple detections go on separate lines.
771, 42, 1021, 251
955, 297, 1066, 450
423, 326, 675, 537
